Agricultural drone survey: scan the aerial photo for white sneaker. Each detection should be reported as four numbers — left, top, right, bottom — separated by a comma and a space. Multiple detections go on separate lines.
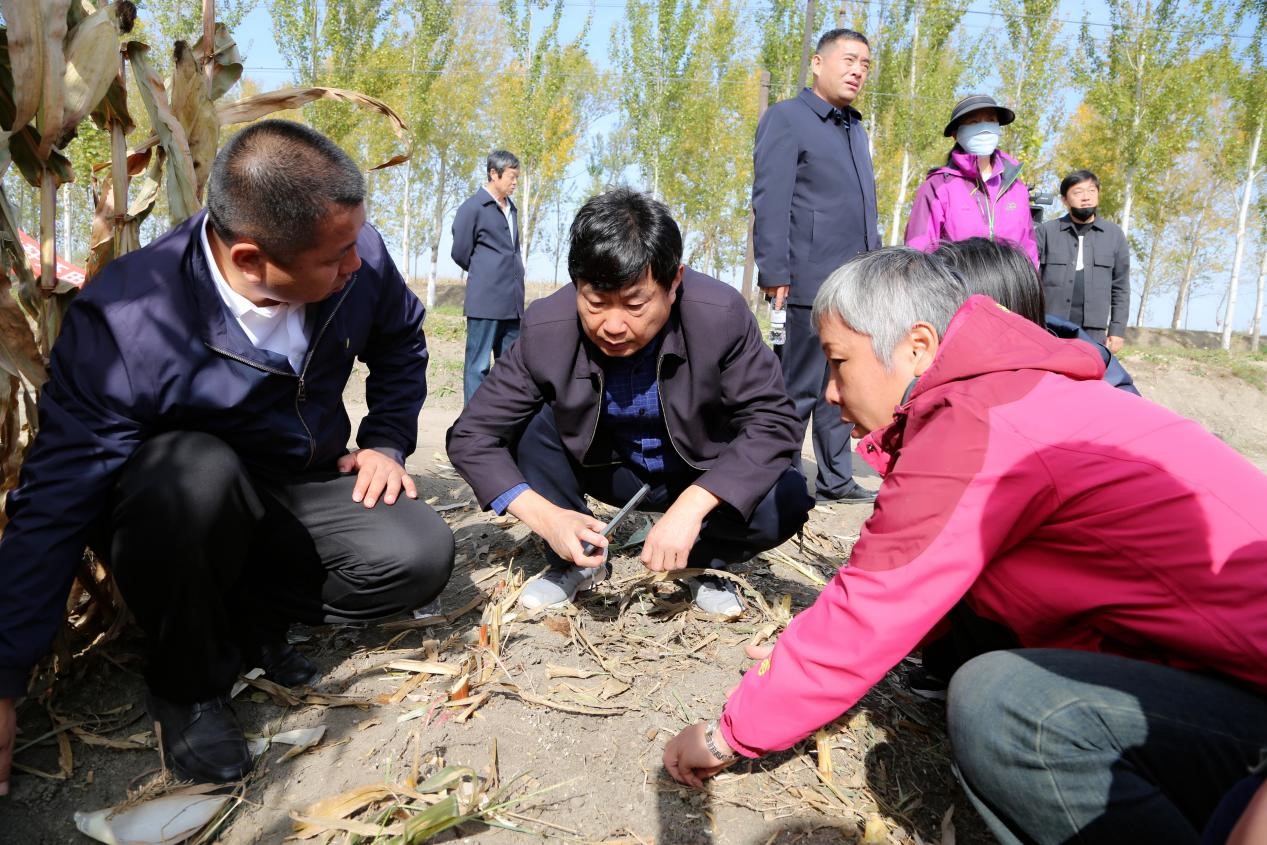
519, 565, 606, 610
690, 577, 743, 618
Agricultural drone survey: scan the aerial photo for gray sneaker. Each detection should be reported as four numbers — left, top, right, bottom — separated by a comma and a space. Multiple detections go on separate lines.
689, 576, 743, 618
519, 564, 606, 610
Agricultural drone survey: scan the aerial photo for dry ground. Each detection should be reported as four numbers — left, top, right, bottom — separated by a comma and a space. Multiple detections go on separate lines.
3, 287, 1265, 845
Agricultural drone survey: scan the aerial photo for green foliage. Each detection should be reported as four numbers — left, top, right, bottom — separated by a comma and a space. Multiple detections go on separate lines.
991, 0, 1067, 176
494, 0, 597, 261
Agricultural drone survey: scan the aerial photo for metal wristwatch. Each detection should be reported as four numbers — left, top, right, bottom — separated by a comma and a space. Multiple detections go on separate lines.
704, 720, 737, 761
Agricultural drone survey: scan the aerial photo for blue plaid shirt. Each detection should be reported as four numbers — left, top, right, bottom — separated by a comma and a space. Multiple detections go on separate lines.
489, 336, 679, 514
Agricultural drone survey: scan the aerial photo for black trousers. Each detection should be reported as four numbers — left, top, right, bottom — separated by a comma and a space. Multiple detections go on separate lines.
103, 431, 455, 702
517, 408, 813, 571
783, 304, 859, 498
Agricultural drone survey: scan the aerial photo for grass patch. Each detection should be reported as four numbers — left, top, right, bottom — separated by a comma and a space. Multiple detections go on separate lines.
1119, 346, 1267, 391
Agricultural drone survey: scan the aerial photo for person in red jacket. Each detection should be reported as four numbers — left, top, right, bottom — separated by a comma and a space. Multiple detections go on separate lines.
663, 247, 1267, 844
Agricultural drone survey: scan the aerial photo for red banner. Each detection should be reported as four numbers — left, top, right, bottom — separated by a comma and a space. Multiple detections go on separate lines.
17, 230, 86, 288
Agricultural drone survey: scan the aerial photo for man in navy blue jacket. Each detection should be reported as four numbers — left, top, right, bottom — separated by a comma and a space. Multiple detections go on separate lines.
752, 29, 879, 504
0, 121, 455, 789
451, 150, 526, 405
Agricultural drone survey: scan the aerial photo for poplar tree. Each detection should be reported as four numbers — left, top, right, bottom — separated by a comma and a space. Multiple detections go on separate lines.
495, 0, 597, 261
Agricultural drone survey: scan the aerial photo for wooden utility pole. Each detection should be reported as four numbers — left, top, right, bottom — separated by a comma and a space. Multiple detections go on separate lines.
797, 0, 817, 89
741, 71, 772, 305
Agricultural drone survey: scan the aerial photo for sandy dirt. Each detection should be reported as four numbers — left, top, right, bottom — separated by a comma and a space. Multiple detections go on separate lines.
3, 293, 1264, 845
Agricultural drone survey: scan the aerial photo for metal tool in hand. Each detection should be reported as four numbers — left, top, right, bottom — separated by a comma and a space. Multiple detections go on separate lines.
581, 483, 651, 557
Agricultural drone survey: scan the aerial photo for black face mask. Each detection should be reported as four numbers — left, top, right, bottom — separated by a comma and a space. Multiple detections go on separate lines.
1069, 205, 1097, 222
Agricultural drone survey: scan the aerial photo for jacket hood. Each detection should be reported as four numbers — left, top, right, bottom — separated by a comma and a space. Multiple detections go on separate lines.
858, 295, 1105, 474
912, 295, 1106, 399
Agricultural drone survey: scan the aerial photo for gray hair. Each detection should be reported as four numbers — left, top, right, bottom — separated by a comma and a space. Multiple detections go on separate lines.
487, 150, 520, 178
811, 247, 967, 368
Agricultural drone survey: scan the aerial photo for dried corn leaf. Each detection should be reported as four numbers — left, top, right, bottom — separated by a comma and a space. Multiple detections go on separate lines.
501, 684, 625, 716
289, 814, 403, 838
35, 0, 72, 158
167, 41, 219, 198
0, 0, 45, 131
71, 726, 150, 751
378, 671, 427, 705
216, 87, 408, 171
190, 22, 243, 101
385, 659, 462, 677
290, 785, 398, 839
57, 1, 133, 148
242, 676, 371, 708
125, 41, 199, 222
0, 276, 47, 386
545, 664, 603, 680
247, 725, 326, 760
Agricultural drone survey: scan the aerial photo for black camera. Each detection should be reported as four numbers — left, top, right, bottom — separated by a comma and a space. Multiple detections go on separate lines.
1028, 188, 1056, 225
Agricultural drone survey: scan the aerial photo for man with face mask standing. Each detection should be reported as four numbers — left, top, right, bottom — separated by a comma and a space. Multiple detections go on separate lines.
751, 29, 880, 505
904, 94, 1038, 268
1036, 170, 1131, 353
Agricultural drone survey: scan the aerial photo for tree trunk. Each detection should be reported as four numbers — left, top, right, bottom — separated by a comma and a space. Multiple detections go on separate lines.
426, 155, 450, 311
1221, 116, 1263, 350
402, 162, 412, 286
887, 15, 918, 247
1135, 231, 1159, 327
520, 169, 533, 261
1120, 0, 1150, 241
889, 147, 910, 246
1171, 196, 1213, 329
1251, 246, 1266, 353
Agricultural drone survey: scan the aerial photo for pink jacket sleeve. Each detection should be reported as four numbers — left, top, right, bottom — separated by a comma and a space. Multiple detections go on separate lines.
903, 176, 945, 253
719, 399, 1059, 757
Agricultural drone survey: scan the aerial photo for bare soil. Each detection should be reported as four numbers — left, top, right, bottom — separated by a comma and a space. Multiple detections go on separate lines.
3, 294, 1264, 845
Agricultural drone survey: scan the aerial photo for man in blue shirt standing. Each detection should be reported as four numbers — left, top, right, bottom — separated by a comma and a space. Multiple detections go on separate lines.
752, 29, 879, 504
451, 150, 526, 404
447, 189, 812, 616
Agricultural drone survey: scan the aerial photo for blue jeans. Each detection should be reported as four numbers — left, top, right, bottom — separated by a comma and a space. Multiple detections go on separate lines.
463, 317, 520, 405
948, 649, 1267, 845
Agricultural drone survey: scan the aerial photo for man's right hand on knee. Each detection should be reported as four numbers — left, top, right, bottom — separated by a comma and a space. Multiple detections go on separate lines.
1, 696, 15, 796
507, 490, 608, 567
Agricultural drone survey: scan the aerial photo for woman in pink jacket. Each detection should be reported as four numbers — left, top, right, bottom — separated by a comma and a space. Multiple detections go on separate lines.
904, 94, 1039, 267
663, 248, 1267, 845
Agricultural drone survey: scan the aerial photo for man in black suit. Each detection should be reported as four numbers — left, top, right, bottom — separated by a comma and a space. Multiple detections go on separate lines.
451, 150, 526, 404
752, 29, 879, 504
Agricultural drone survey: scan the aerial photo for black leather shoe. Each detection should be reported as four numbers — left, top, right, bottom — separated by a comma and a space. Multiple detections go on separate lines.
246, 640, 321, 688
146, 692, 251, 783
816, 486, 878, 505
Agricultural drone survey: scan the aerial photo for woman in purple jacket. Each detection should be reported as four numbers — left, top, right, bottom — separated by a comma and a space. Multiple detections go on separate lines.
904, 94, 1038, 268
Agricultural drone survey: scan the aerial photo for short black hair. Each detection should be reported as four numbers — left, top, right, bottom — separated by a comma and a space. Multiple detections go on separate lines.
206, 120, 364, 266
816, 28, 869, 54
567, 188, 682, 292
933, 237, 1047, 326
1060, 169, 1100, 197
487, 150, 520, 179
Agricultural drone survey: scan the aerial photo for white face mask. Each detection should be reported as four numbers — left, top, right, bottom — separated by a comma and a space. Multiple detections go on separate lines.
956, 121, 1000, 157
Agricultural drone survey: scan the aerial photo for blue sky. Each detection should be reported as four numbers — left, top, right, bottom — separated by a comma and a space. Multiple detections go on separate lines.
229, 1, 1263, 334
